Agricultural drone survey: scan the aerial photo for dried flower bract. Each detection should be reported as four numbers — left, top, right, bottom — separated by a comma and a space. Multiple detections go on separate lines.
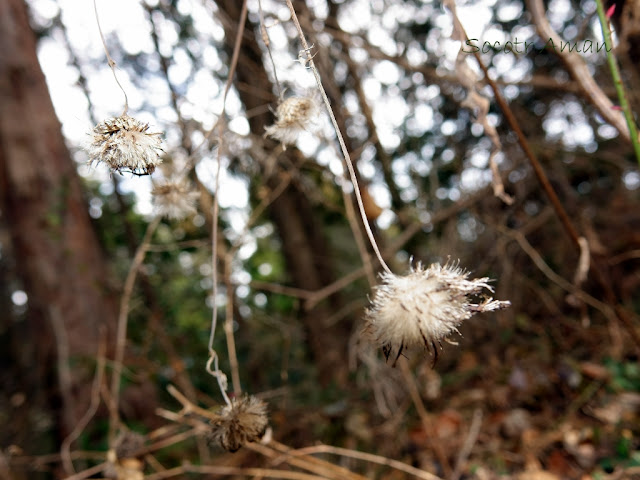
264, 96, 317, 147
105, 431, 146, 480
151, 178, 199, 220
113, 430, 146, 459
208, 396, 268, 452
365, 262, 510, 365
89, 114, 163, 175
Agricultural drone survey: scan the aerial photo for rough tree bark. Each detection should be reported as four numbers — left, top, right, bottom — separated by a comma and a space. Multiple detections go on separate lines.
0, 0, 118, 439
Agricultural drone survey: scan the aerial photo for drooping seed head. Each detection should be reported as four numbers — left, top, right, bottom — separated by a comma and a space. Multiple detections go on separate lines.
151, 177, 199, 220
264, 96, 318, 146
207, 396, 268, 452
89, 114, 163, 175
364, 262, 510, 365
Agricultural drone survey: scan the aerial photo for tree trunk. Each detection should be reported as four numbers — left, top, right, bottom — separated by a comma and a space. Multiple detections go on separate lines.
0, 0, 118, 439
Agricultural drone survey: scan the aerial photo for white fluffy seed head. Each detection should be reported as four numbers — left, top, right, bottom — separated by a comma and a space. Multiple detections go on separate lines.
151, 177, 199, 220
364, 262, 510, 363
89, 115, 163, 175
264, 96, 318, 146
207, 396, 269, 452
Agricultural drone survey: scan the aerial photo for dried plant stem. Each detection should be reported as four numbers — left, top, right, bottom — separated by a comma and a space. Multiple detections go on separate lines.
501, 227, 617, 321
340, 180, 376, 287
283, 444, 444, 480
166, 384, 222, 422
206, 0, 248, 405
210, 174, 289, 394
250, 189, 491, 310
222, 173, 293, 391
251, 441, 368, 480
92, 0, 129, 114
143, 426, 203, 455
449, 2, 640, 351
284, 0, 391, 275
109, 215, 161, 445
145, 465, 329, 480
593, 0, 640, 166
63, 462, 107, 480
61, 332, 107, 475
206, 143, 231, 405
258, 0, 282, 98
48, 306, 74, 440
446, 0, 582, 249
398, 359, 452, 478
250, 280, 315, 300
223, 257, 242, 394
451, 409, 483, 480
526, 0, 630, 142
204, 0, 247, 149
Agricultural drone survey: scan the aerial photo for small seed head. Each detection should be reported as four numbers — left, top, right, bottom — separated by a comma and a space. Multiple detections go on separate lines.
151, 177, 199, 220
89, 115, 163, 175
207, 396, 268, 452
364, 262, 510, 364
264, 96, 318, 146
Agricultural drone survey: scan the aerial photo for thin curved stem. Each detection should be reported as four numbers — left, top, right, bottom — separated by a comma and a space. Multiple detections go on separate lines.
206, 0, 249, 406
258, 0, 282, 99
93, 0, 129, 115
284, 0, 392, 275
108, 215, 160, 445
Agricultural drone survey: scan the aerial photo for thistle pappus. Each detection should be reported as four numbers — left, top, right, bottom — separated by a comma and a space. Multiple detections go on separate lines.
264, 96, 318, 147
364, 262, 510, 366
89, 114, 163, 175
207, 396, 268, 452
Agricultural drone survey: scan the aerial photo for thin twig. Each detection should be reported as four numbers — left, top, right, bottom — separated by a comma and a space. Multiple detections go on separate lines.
500, 226, 617, 321
609, 249, 640, 265
253, 440, 368, 480
445, 0, 582, 248
282, 444, 444, 480
213, 174, 292, 395
340, 178, 376, 287
206, 0, 249, 405
223, 256, 242, 395
109, 216, 161, 445
145, 238, 209, 252
63, 462, 107, 480
184, 0, 251, 171
258, 0, 282, 99
451, 409, 483, 480
145, 464, 329, 480
93, 0, 129, 114
250, 280, 315, 300
61, 331, 107, 475
48, 306, 75, 441
398, 359, 452, 478
450, 0, 640, 350
284, 0, 392, 275
526, 0, 630, 142
165, 384, 222, 422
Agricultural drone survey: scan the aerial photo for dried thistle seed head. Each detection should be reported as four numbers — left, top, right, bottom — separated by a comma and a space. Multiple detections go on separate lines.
105, 432, 145, 480
364, 262, 510, 365
207, 396, 268, 452
113, 430, 146, 459
151, 177, 199, 220
264, 95, 318, 146
89, 114, 163, 175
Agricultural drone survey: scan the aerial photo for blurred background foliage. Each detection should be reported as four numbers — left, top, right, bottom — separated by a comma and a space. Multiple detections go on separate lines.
1, 0, 639, 478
